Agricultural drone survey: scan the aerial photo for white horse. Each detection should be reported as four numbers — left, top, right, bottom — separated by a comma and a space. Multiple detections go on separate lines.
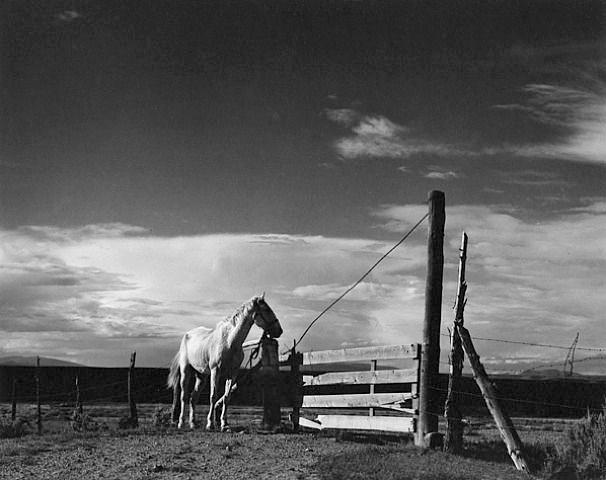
167, 294, 282, 431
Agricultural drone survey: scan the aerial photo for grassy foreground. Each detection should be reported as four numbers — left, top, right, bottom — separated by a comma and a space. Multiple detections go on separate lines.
1, 404, 602, 479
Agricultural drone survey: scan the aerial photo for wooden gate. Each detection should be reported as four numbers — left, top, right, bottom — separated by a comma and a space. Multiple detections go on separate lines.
283, 343, 421, 434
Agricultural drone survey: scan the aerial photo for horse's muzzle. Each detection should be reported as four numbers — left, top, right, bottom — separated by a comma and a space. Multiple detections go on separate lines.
269, 323, 283, 338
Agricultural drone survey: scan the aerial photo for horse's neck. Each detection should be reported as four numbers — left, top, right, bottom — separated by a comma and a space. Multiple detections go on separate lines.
227, 308, 255, 349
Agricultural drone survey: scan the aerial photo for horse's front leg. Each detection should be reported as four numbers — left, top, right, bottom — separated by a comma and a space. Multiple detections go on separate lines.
218, 377, 237, 432
188, 376, 204, 429
206, 368, 219, 430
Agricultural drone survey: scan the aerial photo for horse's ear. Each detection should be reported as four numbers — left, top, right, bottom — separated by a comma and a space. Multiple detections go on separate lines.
260, 292, 265, 300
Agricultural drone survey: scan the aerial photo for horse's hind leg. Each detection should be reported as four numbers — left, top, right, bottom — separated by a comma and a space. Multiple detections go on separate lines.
171, 376, 181, 424
188, 375, 205, 429
177, 366, 192, 429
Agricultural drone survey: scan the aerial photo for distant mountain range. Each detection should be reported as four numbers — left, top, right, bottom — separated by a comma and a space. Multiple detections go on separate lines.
0, 356, 84, 367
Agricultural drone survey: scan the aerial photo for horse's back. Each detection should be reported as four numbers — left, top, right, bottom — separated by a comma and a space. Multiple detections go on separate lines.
183, 326, 215, 373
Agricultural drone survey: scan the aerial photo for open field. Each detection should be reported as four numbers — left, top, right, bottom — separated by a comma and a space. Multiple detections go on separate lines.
0, 403, 578, 479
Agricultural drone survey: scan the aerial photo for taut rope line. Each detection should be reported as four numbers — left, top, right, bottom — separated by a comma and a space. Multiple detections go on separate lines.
289, 212, 429, 353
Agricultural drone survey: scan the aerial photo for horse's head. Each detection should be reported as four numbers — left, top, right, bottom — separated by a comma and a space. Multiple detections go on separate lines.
252, 293, 282, 338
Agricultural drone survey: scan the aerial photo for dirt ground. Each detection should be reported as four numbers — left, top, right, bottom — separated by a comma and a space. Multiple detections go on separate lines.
0, 404, 572, 479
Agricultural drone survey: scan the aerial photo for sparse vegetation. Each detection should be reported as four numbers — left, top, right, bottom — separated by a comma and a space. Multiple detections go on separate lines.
151, 405, 172, 428
71, 409, 100, 432
4, 404, 606, 479
542, 403, 606, 479
0, 417, 29, 438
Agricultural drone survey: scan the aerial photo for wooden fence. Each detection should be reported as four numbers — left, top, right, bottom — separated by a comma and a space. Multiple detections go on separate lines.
282, 343, 421, 434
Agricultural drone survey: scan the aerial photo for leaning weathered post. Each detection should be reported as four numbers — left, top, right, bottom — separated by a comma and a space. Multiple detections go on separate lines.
11, 378, 17, 421
36, 356, 42, 434
416, 190, 445, 447
444, 232, 468, 453
261, 337, 281, 430
457, 325, 531, 473
128, 351, 138, 427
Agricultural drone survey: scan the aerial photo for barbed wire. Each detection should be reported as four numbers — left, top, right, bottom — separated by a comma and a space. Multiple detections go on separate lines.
440, 332, 606, 352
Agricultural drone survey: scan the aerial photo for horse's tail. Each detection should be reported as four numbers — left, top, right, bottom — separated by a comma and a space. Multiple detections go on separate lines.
166, 335, 187, 390
168, 335, 186, 423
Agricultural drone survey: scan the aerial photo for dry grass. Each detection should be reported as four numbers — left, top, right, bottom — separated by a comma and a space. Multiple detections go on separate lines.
0, 404, 598, 479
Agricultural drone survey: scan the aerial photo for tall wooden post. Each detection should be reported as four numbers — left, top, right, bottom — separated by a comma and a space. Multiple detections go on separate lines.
11, 378, 17, 421
261, 337, 281, 430
444, 232, 468, 453
416, 190, 445, 447
36, 356, 42, 434
128, 351, 138, 427
457, 325, 531, 473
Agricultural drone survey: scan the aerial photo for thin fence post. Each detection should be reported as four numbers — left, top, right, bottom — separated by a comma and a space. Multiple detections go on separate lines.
444, 232, 468, 454
11, 378, 17, 421
75, 374, 83, 415
128, 351, 138, 427
290, 341, 302, 432
261, 337, 280, 430
369, 359, 377, 416
36, 356, 42, 434
417, 190, 445, 447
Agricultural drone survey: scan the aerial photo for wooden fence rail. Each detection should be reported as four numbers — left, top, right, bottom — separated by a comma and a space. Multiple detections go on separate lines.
283, 343, 421, 434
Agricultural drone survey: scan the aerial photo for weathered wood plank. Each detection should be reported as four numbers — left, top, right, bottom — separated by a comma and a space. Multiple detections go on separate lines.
303, 368, 418, 386
302, 392, 412, 408
298, 417, 323, 430
302, 344, 418, 365
309, 415, 414, 433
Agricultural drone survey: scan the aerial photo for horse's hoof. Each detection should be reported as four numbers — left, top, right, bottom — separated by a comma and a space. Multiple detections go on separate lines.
221, 425, 232, 433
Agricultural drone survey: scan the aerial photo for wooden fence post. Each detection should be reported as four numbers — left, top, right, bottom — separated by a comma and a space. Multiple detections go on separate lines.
290, 342, 302, 432
11, 378, 17, 421
128, 351, 138, 427
36, 356, 42, 434
444, 232, 468, 453
369, 359, 377, 417
457, 325, 531, 473
417, 190, 445, 447
261, 337, 281, 430
75, 374, 83, 415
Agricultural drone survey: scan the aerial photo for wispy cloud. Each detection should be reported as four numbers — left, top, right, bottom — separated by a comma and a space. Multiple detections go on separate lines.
3, 199, 605, 370
495, 169, 571, 188
373, 200, 606, 365
54, 10, 82, 24
0, 225, 428, 365
326, 111, 461, 160
493, 72, 606, 164
423, 166, 462, 180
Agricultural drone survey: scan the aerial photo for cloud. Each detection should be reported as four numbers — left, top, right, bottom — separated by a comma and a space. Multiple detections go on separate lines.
373, 200, 606, 366
492, 73, 606, 164
54, 10, 82, 24
323, 108, 360, 127
327, 112, 461, 160
423, 166, 461, 180
0, 225, 429, 365
3, 198, 605, 371
495, 169, 571, 188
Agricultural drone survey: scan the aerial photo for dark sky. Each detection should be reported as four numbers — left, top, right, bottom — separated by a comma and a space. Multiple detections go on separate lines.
1, 0, 606, 366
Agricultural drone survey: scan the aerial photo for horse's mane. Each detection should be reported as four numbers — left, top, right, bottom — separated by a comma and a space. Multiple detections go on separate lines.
221, 298, 256, 326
